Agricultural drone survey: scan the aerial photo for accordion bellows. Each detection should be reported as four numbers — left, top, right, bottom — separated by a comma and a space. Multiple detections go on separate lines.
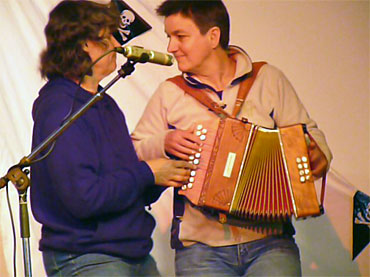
179, 117, 321, 222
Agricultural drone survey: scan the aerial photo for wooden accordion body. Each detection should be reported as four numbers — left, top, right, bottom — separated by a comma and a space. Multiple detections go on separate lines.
179, 117, 321, 221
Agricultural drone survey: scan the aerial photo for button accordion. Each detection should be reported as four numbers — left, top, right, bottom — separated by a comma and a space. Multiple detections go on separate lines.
179, 117, 321, 222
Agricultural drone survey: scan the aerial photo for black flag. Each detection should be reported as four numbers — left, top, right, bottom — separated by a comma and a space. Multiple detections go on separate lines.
352, 190, 369, 260
112, 0, 152, 45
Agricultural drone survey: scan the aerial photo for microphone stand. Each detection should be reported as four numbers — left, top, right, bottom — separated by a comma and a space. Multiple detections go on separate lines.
0, 59, 139, 277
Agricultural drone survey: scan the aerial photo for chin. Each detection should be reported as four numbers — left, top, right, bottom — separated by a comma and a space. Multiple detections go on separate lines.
178, 64, 191, 73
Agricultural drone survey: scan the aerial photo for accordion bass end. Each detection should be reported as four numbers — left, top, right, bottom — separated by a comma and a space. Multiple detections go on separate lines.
179, 117, 321, 221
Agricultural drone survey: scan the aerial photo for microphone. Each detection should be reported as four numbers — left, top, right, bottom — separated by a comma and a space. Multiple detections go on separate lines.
115, 46, 174, 66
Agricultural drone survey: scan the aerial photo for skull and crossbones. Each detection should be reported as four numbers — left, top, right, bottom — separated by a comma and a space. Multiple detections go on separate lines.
118, 10, 135, 41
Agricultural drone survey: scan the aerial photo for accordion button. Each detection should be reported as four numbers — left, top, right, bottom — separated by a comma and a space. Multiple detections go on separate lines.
187, 183, 193, 189
193, 159, 200, 165
189, 177, 195, 183
196, 131, 202, 136
302, 156, 308, 162
200, 135, 206, 141
299, 170, 305, 176
195, 153, 201, 158
190, 170, 196, 177
303, 163, 308, 169
189, 155, 195, 160
202, 129, 207, 134
296, 157, 302, 163
300, 176, 306, 183
197, 124, 203, 130
181, 185, 187, 190
297, 164, 303, 169
306, 175, 310, 180
305, 169, 310, 174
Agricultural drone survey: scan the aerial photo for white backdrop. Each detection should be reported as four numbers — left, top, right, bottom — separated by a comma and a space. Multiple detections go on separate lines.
0, 0, 368, 276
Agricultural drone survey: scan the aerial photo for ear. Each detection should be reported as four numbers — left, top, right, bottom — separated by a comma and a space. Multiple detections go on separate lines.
208, 26, 221, 49
82, 41, 90, 52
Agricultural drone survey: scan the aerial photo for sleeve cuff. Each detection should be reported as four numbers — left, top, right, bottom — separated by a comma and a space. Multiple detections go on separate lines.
136, 161, 155, 190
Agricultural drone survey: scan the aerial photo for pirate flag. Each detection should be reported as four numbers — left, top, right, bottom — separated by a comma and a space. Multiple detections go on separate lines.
352, 190, 369, 260
112, 0, 152, 45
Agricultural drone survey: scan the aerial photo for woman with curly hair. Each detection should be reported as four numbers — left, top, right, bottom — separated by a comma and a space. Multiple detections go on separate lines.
31, 1, 194, 276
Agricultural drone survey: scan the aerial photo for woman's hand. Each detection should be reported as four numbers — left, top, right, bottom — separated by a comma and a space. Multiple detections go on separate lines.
146, 158, 196, 187
165, 128, 202, 160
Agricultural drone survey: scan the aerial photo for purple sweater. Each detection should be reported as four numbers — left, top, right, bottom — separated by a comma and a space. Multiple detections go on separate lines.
30, 78, 162, 259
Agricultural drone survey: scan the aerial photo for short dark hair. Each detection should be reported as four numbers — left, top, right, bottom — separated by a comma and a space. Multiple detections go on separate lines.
40, 0, 120, 80
156, 0, 230, 50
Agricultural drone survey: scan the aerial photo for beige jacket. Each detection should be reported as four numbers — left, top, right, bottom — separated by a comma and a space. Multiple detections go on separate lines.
132, 46, 332, 247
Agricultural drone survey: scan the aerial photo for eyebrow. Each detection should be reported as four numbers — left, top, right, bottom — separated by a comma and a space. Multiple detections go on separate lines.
166, 30, 187, 36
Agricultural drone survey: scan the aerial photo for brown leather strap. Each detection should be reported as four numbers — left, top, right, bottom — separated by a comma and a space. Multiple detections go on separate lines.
167, 62, 266, 119
167, 75, 231, 118
319, 174, 327, 215
232, 61, 266, 117
306, 132, 327, 215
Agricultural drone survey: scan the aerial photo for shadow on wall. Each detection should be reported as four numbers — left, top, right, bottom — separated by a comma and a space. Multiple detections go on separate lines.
151, 220, 175, 276
149, 188, 176, 276
295, 170, 365, 276
0, 232, 10, 277
296, 216, 360, 276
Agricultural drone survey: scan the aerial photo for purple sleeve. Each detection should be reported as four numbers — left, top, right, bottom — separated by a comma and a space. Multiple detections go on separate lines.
32, 92, 155, 219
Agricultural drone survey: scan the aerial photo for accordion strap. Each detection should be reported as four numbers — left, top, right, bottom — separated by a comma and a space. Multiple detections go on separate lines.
232, 61, 266, 117
167, 76, 230, 118
167, 62, 266, 118
319, 174, 327, 214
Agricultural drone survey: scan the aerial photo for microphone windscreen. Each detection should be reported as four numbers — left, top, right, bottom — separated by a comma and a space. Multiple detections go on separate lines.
112, 0, 152, 45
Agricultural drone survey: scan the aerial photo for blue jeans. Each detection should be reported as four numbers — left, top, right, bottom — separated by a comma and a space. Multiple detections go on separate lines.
175, 235, 301, 276
42, 250, 160, 276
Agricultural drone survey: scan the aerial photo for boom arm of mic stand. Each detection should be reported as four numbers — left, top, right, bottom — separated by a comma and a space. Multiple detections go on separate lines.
0, 59, 137, 277
0, 59, 137, 189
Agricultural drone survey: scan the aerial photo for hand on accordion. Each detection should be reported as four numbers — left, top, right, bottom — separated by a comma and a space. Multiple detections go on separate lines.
165, 127, 203, 161
146, 158, 197, 187
307, 135, 328, 180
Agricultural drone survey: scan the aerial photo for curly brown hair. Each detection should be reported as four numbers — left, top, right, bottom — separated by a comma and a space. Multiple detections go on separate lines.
40, 0, 120, 80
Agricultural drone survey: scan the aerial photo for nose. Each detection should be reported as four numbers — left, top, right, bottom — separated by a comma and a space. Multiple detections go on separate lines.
167, 37, 178, 54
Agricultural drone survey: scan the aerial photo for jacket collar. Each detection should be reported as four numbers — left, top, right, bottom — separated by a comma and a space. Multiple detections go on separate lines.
182, 45, 253, 91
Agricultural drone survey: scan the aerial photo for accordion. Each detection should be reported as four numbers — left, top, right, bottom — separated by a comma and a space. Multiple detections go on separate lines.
179, 117, 322, 222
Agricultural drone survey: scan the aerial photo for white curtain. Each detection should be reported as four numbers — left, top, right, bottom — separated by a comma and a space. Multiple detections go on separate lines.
1, 1, 368, 276
0, 1, 55, 276
0, 1, 177, 276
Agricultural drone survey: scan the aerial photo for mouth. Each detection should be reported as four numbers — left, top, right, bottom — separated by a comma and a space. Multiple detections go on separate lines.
175, 55, 185, 61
